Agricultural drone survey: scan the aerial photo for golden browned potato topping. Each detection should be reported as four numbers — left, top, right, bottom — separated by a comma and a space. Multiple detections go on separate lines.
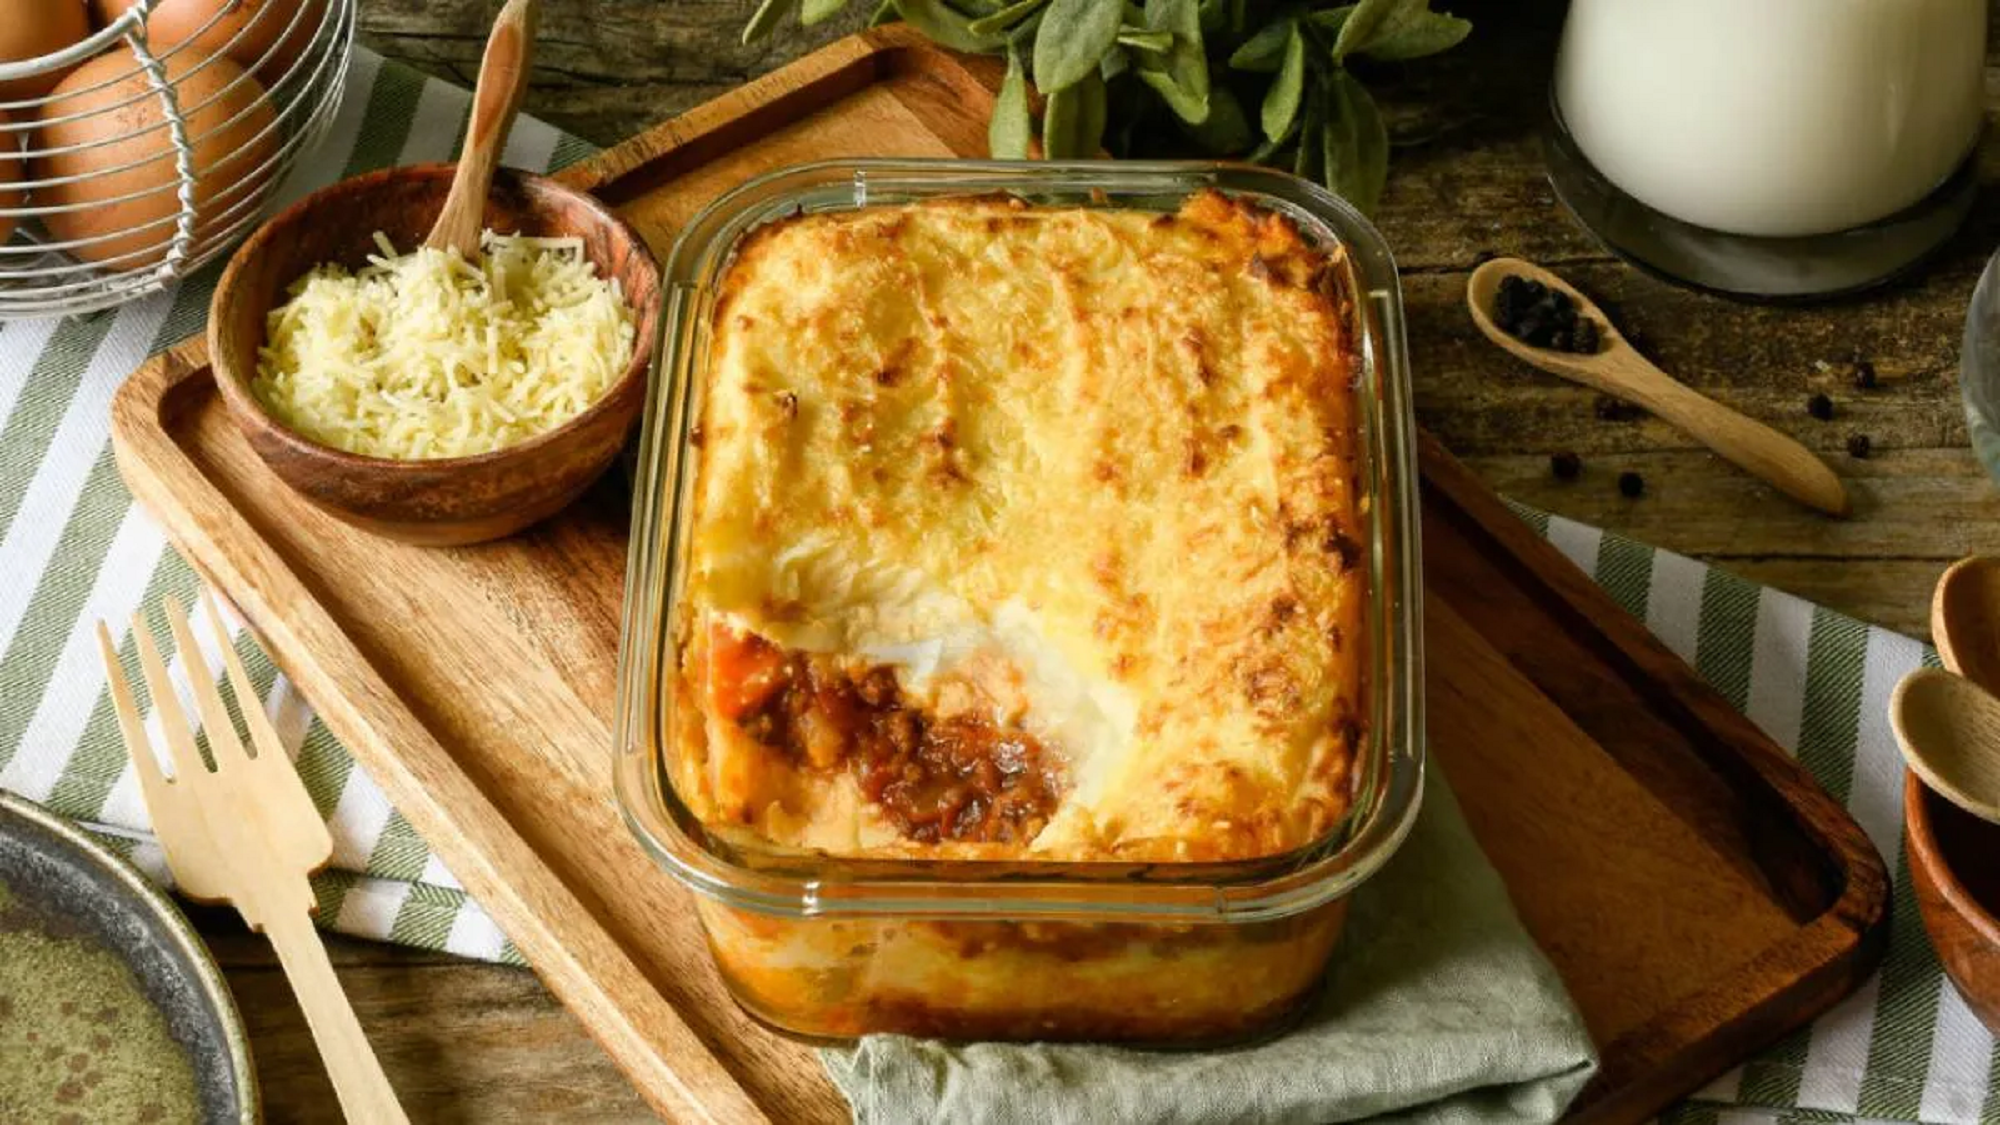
670, 190, 1367, 863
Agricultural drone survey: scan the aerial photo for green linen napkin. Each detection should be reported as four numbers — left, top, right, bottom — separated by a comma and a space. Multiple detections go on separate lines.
823, 772, 1598, 1125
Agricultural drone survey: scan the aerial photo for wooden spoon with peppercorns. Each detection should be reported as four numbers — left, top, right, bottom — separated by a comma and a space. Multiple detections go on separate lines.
1467, 257, 1851, 518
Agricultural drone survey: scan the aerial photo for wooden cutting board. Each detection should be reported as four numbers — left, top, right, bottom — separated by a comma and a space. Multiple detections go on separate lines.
108, 27, 1887, 1125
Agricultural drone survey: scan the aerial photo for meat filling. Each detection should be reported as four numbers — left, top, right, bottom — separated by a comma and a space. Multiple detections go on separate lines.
711, 628, 1064, 844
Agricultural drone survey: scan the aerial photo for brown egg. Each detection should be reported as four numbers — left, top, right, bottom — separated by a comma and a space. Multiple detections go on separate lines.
91, 0, 324, 86
33, 48, 276, 268
0, 0, 91, 101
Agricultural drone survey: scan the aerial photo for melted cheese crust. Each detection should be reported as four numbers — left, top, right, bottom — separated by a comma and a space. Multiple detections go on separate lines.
673, 190, 1367, 862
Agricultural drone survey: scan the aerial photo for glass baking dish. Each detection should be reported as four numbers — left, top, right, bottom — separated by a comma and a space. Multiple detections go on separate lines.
613, 159, 1424, 1044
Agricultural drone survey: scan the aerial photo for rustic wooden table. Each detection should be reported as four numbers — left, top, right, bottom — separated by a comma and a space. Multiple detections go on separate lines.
199, 1, 1999, 1119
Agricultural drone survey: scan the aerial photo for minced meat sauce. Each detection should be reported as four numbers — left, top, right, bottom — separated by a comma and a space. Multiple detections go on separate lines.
712, 629, 1064, 844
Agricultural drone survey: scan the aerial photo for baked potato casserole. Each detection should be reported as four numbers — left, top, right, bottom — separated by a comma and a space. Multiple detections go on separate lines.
656, 185, 1377, 1042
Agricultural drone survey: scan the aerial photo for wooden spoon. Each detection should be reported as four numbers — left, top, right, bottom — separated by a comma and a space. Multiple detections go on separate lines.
1891, 668, 2000, 825
1932, 556, 2000, 693
1466, 257, 1851, 518
1917, 554, 2000, 823
426, 0, 540, 257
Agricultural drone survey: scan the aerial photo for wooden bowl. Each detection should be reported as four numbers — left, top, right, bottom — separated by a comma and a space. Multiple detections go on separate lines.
1905, 772, 2000, 1031
208, 163, 661, 546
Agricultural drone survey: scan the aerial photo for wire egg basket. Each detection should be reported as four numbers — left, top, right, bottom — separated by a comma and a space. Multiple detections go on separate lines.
0, 0, 355, 318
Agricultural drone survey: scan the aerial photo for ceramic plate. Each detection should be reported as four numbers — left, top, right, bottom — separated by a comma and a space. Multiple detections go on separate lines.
0, 790, 256, 1123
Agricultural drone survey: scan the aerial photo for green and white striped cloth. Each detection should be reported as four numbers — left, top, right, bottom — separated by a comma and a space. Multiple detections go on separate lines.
0, 47, 1988, 1125
0, 48, 589, 970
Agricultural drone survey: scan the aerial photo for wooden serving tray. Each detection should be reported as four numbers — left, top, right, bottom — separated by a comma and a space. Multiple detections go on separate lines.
109, 27, 1887, 1124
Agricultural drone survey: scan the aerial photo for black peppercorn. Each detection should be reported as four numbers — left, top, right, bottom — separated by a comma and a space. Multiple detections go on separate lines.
1847, 433, 1872, 459
1807, 393, 1834, 421
1550, 451, 1581, 480
1852, 359, 1877, 390
1618, 471, 1644, 498
1490, 274, 1603, 354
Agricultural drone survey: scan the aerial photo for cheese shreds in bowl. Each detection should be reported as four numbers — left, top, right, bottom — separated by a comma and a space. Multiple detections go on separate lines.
252, 230, 637, 460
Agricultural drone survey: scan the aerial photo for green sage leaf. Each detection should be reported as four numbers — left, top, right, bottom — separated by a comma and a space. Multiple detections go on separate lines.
742, 0, 799, 43
1292, 139, 1318, 181
1323, 68, 1388, 212
802, 0, 849, 24
1006, 7, 1045, 43
1145, 0, 1200, 36
1196, 0, 1228, 35
1229, 18, 1291, 71
1305, 4, 1355, 35
1043, 67, 1109, 156
1134, 0, 1208, 122
1117, 28, 1175, 52
965, 0, 1048, 36
1362, 10, 1471, 60
1035, 0, 1125, 92
1136, 53, 1210, 122
869, 0, 897, 25
1331, 0, 1421, 62
990, 47, 1034, 158
1178, 82, 1253, 154
1101, 42, 1132, 78
1247, 115, 1293, 163
1261, 23, 1305, 142
896, 0, 1009, 50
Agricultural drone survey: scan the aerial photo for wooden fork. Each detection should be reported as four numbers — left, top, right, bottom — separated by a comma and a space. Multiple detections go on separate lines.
97, 592, 410, 1125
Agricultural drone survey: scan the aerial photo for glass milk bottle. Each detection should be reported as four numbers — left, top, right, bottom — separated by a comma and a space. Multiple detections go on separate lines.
1547, 0, 1986, 298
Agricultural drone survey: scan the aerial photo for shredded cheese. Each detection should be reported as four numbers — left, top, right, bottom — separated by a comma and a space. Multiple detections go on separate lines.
252, 230, 637, 460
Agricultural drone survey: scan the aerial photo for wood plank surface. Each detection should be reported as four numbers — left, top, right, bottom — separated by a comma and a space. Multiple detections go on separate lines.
166, 0, 1970, 1119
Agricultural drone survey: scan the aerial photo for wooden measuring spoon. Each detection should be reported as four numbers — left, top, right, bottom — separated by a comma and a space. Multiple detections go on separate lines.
1933, 556, 2000, 693
1914, 554, 2000, 821
426, 0, 539, 257
1466, 257, 1850, 518
1891, 668, 2000, 825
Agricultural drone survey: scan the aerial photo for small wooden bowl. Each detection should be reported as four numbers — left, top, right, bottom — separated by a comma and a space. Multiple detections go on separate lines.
1905, 772, 2000, 1031
208, 163, 661, 546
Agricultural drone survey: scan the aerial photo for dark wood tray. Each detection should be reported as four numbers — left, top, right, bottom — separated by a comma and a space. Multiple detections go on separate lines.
109, 27, 1887, 1124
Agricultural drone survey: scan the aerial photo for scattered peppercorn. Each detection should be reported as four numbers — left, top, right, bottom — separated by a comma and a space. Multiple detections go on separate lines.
1618, 470, 1644, 498
1595, 395, 1646, 422
1807, 393, 1834, 421
1851, 358, 1877, 390
1492, 273, 1601, 354
1550, 451, 1581, 480
1847, 433, 1872, 459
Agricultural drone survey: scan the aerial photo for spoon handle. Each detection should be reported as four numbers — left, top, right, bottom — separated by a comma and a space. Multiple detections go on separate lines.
425, 0, 540, 258
1629, 370, 1852, 517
